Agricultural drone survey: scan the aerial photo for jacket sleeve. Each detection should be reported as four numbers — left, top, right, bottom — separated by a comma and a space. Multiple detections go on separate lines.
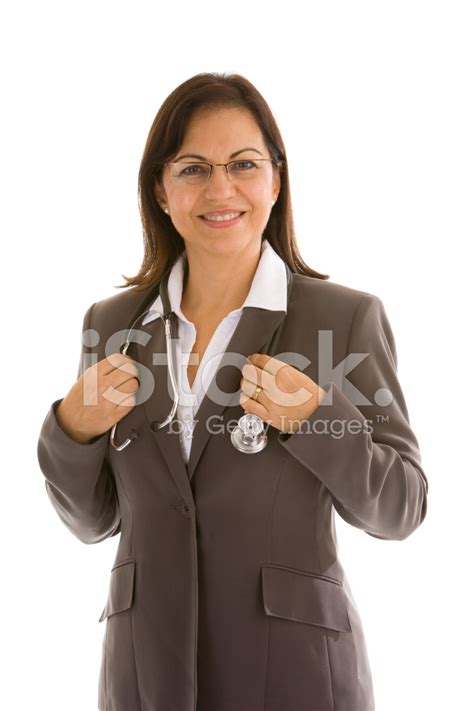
37, 302, 122, 545
278, 293, 428, 541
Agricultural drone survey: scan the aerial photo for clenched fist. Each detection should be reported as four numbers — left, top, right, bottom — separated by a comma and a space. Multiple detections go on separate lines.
240, 353, 327, 434
55, 353, 140, 444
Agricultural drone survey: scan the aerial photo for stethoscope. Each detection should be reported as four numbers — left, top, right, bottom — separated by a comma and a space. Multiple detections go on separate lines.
110, 260, 294, 454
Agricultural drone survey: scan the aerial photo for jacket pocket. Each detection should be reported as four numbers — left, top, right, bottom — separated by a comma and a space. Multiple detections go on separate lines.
261, 563, 351, 633
99, 557, 136, 622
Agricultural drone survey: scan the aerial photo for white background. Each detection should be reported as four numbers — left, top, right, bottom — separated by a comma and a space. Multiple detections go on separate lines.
1, 1, 473, 709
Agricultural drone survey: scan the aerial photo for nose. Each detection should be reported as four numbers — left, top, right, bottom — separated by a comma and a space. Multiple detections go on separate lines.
203, 164, 238, 201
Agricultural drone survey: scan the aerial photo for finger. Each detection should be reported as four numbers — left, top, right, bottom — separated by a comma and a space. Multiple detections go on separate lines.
239, 388, 269, 418
103, 379, 138, 408
112, 366, 140, 388
114, 359, 139, 382
101, 353, 137, 375
242, 360, 279, 394
240, 379, 270, 410
247, 353, 285, 378
115, 377, 140, 394
241, 362, 259, 386
115, 392, 137, 409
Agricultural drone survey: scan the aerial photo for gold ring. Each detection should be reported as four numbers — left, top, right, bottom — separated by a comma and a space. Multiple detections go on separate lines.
251, 385, 263, 402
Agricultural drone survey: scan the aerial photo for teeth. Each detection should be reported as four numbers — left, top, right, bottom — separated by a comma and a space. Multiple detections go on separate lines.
203, 212, 242, 222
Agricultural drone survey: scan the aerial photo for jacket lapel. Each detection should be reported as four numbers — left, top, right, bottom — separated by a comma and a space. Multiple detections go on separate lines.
186, 306, 287, 481
136, 306, 287, 492
135, 315, 191, 504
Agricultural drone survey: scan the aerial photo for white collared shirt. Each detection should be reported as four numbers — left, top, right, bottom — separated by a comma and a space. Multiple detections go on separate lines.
141, 238, 288, 464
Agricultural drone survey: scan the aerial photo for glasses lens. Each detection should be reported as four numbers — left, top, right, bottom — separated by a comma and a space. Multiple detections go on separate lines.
228, 159, 264, 181
170, 162, 211, 184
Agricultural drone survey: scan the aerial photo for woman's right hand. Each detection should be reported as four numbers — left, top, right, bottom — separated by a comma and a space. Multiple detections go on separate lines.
55, 353, 140, 444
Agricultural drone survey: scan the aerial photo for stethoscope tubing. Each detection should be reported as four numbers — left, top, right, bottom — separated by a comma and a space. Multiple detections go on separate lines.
109, 312, 179, 449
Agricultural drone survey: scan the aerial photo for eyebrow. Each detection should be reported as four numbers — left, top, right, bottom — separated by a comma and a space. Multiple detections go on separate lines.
173, 147, 264, 162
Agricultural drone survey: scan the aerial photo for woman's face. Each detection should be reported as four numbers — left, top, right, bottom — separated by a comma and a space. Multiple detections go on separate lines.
154, 106, 281, 257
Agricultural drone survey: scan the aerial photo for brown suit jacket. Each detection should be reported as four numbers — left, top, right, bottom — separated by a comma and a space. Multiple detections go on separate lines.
37, 272, 428, 711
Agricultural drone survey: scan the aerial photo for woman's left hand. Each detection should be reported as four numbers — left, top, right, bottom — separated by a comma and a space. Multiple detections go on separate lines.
239, 353, 327, 434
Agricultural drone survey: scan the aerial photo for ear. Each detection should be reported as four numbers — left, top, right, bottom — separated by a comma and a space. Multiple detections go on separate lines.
272, 165, 281, 203
153, 179, 167, 212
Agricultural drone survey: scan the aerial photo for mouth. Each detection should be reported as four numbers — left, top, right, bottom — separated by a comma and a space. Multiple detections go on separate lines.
199, 211, 246, 227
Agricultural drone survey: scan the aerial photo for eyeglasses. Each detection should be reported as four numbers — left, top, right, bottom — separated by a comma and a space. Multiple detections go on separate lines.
159, 158, 283, 186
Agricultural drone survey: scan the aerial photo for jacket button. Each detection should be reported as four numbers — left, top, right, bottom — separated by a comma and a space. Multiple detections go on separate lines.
171, 500, 191, 517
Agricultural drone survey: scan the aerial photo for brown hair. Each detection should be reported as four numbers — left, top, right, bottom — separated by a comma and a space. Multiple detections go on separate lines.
116, 72, 329, 291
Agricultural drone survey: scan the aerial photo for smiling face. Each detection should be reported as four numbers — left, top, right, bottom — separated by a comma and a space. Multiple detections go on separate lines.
153, 106, 281, 257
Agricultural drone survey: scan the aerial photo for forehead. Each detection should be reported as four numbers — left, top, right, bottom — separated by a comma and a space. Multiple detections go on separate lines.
179, 107, 265, 151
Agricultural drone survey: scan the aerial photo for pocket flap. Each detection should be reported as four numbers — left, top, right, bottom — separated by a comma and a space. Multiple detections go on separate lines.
261, 564, 351, 633
99, 558, 136, 622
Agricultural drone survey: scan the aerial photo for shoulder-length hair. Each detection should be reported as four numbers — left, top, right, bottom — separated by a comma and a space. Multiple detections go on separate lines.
116, 72, 329, 291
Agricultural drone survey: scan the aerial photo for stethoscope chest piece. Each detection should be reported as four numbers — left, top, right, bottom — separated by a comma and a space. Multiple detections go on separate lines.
231, 413, 268, 454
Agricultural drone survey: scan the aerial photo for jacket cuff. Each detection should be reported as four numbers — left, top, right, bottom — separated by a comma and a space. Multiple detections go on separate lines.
38, 399, 110, 489
51, 398, 109, 447
277, 381, 370, 466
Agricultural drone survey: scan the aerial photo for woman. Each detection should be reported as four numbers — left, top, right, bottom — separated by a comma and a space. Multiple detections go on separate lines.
37, 72, 429, 711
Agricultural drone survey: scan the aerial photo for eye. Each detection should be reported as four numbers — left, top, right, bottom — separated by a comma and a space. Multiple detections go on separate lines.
180, 164, 207, 176
232, 160, 257, 170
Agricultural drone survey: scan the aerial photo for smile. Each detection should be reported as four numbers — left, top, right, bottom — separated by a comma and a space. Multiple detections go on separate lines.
199, 212, 245, 227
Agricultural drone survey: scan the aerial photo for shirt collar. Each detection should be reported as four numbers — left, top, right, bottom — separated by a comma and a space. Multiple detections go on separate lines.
141, 238, 288, 326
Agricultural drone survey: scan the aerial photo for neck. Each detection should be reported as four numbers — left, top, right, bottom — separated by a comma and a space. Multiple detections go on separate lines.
180, 241, 264, 319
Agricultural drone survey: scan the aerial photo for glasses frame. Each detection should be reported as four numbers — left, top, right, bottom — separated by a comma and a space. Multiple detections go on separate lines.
158, 157, 284, 184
